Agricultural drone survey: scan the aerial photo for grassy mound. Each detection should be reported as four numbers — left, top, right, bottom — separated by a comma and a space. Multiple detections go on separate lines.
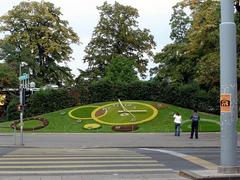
0, 101, 221, 133
69, 106, 98, 120
181, 120, 220, 132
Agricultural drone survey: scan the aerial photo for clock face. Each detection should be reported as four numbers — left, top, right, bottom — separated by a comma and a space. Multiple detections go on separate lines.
91, 101, 158, 125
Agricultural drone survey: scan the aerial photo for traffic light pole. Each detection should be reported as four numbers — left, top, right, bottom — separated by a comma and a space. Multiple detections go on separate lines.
18, 63, 27, 146
219, 0, 239, 173
19, 85, 24, 146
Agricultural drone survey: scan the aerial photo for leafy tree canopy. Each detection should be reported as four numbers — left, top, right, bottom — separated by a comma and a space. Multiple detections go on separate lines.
0, 63, 18, 88
153, 0, 221, 90
0, 1, 80, 87
83, 1, 156, 79
103, 55, 139, 84
170, 2, 191, 43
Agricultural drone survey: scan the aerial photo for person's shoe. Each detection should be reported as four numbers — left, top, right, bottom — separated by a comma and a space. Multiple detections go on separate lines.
189, 137, 193, 139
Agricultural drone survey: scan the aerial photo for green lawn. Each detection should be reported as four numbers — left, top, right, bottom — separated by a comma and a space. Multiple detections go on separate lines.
0, 101, 222, 133
70, 106, 97, 119
181, 120, 220, 132
17, 120, 42, 129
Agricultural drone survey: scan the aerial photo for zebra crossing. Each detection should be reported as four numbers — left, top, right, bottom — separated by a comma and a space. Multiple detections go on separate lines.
0, 148, 174, 175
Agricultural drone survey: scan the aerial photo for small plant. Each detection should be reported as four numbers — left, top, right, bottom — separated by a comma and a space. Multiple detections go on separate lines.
83, 123, 101, 130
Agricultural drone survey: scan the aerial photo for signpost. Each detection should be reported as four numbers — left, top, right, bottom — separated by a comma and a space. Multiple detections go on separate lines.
18, 72, 29, 146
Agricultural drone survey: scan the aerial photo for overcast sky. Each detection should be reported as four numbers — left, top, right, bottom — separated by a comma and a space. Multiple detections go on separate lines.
0, 0, 180, 78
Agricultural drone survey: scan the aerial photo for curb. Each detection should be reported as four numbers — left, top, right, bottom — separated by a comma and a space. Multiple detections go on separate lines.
0, 145, 222, 149
179, 170, 240, 180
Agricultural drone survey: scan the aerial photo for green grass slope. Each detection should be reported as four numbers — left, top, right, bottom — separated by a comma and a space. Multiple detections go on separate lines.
0, 101, 221, 133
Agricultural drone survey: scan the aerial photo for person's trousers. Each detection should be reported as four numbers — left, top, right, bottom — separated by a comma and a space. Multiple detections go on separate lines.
175, 123, 181, 136
190, 121, 198, 139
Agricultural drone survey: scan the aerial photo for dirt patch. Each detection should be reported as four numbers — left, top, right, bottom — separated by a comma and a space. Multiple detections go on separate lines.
95, 109, 106, 117
153, 103, 168, 109
112, 125, 139, 132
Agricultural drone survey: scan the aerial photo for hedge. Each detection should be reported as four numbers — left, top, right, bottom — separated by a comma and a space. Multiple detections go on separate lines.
76, 80, 220, 114
25, 89, 76, 117
5, 80, 220, 119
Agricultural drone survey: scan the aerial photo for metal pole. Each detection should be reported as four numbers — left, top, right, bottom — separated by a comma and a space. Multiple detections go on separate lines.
219, 0, 238, 171
19, 84, 24, 146
13, 125, 16, 145
19, 63, 24, 146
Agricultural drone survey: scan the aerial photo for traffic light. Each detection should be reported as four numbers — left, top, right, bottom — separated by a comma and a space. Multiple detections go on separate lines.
21, 88, 26, 105
17, 104, 24, 111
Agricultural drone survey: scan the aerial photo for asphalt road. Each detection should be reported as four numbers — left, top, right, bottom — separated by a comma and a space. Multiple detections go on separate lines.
137, 147, 223, 171
0, 147, 239, 179
0, 132, 240, 179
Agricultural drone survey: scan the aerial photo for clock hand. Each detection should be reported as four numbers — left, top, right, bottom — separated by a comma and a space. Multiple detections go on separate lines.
118, 99, 127, 112
118, 110, 147, 113
118, 99, 135, 119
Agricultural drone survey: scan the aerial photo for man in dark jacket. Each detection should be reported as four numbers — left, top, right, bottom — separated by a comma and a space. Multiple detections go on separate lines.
190, 110, 200, 139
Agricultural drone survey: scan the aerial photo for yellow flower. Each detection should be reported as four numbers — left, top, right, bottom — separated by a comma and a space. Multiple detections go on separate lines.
0, 94, 6, 106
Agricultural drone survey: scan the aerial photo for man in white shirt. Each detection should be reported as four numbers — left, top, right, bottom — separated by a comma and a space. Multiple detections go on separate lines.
173, 112, 182, 136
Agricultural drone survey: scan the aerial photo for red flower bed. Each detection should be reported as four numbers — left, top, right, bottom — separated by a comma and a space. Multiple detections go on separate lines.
11, 117, 49, 131
95, 109, 106, 117
112, 125, 139, 132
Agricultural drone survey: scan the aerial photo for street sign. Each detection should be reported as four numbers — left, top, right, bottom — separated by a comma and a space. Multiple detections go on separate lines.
19, 73, 29, 81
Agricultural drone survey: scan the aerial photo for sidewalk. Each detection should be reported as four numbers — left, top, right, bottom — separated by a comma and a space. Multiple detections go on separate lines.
0, 132, 235, 148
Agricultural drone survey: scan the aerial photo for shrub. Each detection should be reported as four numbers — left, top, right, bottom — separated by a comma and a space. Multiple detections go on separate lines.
26, 89, 76, 116
6, 96, 19, 120
76, 80, 219, 114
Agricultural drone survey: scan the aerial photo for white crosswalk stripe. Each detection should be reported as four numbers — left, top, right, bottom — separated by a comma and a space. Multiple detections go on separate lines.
0, 148, 173, 175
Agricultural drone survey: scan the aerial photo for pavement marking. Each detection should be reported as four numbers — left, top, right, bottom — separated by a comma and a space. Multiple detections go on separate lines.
0, 157, 170, 175
0, 163, 164, 169
9, 147, 141, 155
0, 168, 173, 175
3, 154, 146, 157
140, 148, 218, 170
0, 148, 175, 176
0, 160, 158, 164
183, 155, 217, 170
0, 156, 151, 160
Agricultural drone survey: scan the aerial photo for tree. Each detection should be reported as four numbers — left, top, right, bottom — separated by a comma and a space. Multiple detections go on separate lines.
0, 63, 18, 88
152, 0, 193, 84
83, 1, 155, 79
170, 2, 191, 43
152, 43, 195, 84
153, 0, 221, 89
0, 1, 79, 86
187, 0, 220, 89
103, 56, 138, 84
